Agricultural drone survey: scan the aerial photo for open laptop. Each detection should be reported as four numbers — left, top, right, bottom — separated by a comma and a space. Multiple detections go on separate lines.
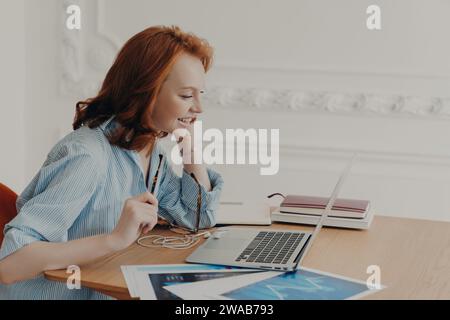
186, 154, 357, 271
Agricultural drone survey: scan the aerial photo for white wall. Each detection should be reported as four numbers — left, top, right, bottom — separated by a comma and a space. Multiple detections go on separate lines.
24, 0, 76, 184
3, 0, 450, 221
0, 0, 25, 193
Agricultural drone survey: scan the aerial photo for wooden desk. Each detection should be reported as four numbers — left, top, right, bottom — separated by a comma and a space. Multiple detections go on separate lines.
45, 215, 450, 300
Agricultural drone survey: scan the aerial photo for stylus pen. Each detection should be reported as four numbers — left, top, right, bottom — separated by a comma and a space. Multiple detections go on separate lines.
150, 154, 164, 196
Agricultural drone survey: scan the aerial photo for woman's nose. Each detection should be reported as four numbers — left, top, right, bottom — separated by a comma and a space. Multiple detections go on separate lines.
191, 99, 203, 114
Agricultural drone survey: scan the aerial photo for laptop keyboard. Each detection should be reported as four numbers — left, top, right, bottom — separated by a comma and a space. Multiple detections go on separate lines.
235, 231, 305, 265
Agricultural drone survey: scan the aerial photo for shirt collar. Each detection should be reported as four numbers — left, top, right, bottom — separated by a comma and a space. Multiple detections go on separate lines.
99, 116, 116, 133
98, 116, 162, 188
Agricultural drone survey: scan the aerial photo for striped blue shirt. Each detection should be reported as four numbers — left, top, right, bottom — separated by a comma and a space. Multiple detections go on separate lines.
0, 117, 224, 300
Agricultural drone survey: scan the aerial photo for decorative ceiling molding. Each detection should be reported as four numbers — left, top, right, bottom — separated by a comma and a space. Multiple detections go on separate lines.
203, 86, 450, 118
60, 0, 450, 119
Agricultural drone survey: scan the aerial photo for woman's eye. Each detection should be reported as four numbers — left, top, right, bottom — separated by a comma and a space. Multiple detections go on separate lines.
180, 95, 193, 99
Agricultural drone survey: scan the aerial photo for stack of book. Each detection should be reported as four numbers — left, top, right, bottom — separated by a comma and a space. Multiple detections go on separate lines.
271, 195, 373, 229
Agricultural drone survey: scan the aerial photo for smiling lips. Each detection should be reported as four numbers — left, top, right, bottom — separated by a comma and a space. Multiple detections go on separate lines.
177, 116, 197, 125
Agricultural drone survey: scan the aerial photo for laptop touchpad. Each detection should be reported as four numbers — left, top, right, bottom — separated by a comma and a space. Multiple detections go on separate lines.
205, 238, 245, 250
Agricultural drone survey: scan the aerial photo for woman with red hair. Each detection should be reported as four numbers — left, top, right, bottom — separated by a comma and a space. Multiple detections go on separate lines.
0, 26, 223, 299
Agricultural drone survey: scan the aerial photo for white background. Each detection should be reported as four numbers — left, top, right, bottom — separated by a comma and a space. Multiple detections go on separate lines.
1, 0, 450, 221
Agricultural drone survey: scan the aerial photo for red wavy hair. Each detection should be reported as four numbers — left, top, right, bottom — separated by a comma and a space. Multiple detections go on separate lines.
73, 25, 214, 151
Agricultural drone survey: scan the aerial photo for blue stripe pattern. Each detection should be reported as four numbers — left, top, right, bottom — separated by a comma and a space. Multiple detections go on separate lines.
0, 117, 224, 300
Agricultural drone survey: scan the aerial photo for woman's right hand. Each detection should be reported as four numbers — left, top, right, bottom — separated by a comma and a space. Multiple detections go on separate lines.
0, 192, 159, 285
109, 192, 159, 251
